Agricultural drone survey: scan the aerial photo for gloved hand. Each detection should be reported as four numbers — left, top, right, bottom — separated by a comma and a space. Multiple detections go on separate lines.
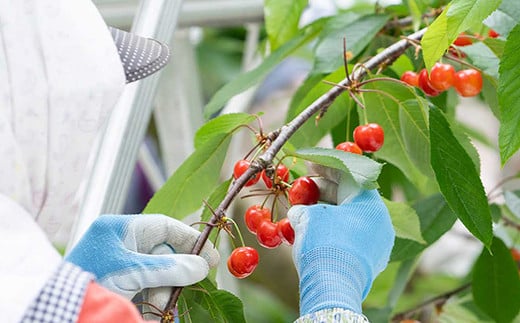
288, 185, 394, 316
66, 214, 219, 300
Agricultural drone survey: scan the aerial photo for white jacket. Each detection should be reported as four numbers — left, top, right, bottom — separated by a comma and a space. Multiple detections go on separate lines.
0, 1, 125, 321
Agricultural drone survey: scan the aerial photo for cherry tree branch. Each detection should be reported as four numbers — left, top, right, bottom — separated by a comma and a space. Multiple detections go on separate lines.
391, 282, 471, 322
162, 27, 428, 318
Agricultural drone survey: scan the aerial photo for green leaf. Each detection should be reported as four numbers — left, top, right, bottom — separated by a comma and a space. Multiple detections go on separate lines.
143, 134, 231, 219
203, 19, 325, 119
449, 116, 481, 174
363, 81, 432, 192
313, 13, 390, 74
483, 38, 505, 58
383, 199, 426, 244
286, 147, 383, 189
472, 237, 520, 323
264, 0, 308, 50
179, 279, 246, 323
391, 194, 457, 261
429, 106, 492, 247
498, 23, 520, 165
422, 1, 502, 70
195, 113, 257, 149
399, 99, 433, 177
461, 42, 500, 79
421, 7, 450, 71
438, 294, 494, 323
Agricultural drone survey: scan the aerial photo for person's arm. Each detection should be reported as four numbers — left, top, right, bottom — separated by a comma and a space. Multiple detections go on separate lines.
20, 261, 154, 323
18, 213, 218, 322
289, 188, 395, 323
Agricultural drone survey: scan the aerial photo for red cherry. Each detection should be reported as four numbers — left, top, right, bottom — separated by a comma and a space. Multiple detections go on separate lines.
400, 71, 419, 87
353, 123, 385, 153
429, 63, 455, 91
276, 218, 295, 245
233, 160, 260, 186
418, 69, 441, 97
335, 141, 363, 154
256, 220, 282, 249
510, 248, 520, 262
288, 176, 320, 206
261, 164, 289, 189
453, 69, 483, 97
488, 29, 500, 38
453, 32, 473, 46
244, 205, 271, 234
227, 246, 259, 279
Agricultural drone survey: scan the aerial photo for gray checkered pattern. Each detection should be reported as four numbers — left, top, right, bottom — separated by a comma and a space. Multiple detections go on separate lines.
21, 263, 93, 323
109, 27, 170, 83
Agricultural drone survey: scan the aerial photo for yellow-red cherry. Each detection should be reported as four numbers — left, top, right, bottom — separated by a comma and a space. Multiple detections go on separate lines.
335, 141, 363, 154
488, 29, 499, 38
227, 246, 259, 279
400, 71, 419, 87
244, 205, 271, 234
288, 176, 320, 206
276, 218, 295, 245
261, 164, 289, 188
353, 123, 385, 153
233, 159, 260, 186
418, 69, 441, 97
429, 63, 455, 91
453, 32, 473, 46
256, 220, 282, 249
453, 69, 483, 97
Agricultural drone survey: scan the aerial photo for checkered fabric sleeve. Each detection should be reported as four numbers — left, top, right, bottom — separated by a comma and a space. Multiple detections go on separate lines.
294, 308, 370, 323
20, 262, 93, 323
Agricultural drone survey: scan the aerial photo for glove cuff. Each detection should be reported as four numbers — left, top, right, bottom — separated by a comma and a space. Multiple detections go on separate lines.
297, 247, 370, 316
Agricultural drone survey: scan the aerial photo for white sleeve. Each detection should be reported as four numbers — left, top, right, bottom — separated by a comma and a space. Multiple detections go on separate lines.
294, 308, 370, 323
0, 0, 125, 247
0, 194, 62, 323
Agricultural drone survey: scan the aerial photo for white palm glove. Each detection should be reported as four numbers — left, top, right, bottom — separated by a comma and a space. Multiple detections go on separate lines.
66, 214, 219, 300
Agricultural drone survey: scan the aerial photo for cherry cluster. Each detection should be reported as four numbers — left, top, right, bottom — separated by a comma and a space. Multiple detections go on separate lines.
400, 29, 499, 98
336, 123, 385, 154
226, 161, 320, 278
401, 63, 482, 98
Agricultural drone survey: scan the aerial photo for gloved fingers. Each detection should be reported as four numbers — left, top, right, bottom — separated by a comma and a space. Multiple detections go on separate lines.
312, 177, 337, 205
308, 163, 340, 184
127, 214, 219, 268
307, 163, 363, 205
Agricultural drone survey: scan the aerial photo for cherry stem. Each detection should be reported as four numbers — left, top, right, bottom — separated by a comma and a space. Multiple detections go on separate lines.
162, 27, 428, 314
391, 283, 471, 322
487, 174, 520, 199
443, 52, 481, 70
226, 217, 247, 248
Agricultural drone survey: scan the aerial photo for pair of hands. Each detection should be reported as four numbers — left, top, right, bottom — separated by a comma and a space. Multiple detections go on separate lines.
66, 169, 395, 316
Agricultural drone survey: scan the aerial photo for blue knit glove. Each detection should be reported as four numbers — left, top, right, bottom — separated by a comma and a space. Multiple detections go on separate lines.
66, 214, 219, 299
288, 190, 395, 316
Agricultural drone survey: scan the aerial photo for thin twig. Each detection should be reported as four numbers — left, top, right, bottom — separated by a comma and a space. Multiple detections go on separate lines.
162, 27, 428, 315
391, 283, 471, 322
